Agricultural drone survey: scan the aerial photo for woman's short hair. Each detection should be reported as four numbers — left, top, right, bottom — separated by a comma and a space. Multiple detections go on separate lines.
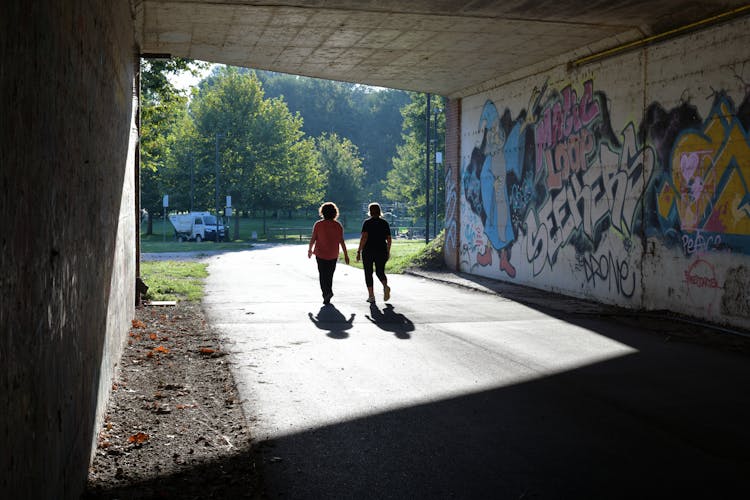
368, 202, 381, 218
319, 202, 339, 220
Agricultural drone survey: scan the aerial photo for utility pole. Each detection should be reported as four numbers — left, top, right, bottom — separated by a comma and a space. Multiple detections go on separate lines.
189, 148, 194, 213
215, 133, 221, 242
425, 93, 431, 244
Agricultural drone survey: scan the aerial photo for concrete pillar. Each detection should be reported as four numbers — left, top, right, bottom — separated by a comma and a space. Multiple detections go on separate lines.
0, 1, 137, 497
443, 98, 461, 270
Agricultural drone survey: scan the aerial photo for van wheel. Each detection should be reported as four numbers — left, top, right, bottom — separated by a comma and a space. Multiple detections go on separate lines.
195, 235, 202, 243
177, 235, 185, 243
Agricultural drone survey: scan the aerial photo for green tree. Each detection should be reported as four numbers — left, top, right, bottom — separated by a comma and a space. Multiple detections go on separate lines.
316, 132, 365, 210
255, 71, 408, 199
190, 67, 323, 237
383, 93, 445, 222
140, 58, 206, 233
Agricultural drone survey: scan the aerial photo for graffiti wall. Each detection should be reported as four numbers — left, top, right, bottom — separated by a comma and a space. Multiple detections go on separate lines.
457, 17, 750, 329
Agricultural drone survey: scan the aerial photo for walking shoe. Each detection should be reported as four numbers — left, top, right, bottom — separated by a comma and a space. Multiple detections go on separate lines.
383, 285, 391, 302
367, 296, 376, 303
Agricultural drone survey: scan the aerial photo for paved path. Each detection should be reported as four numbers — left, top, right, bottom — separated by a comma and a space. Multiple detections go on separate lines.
203, 244, 750, 499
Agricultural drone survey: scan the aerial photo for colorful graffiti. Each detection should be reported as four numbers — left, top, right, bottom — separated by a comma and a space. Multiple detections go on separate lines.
644, 93, 750, 255
461, 101, 528, 277
461, 80, 655, 292
525, 121, 655, 277
460, 80, 750, 303
535, 80, 603, 189
444, 165, 458, 266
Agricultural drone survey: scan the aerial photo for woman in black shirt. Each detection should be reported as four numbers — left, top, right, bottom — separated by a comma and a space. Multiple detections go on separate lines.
356, 202, 392, 303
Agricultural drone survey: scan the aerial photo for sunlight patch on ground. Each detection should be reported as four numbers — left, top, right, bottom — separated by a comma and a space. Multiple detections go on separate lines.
229, 318, 638, 440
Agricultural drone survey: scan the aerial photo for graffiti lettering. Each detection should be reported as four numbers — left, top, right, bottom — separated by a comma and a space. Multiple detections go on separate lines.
684, 258, 720, 289
524, 210, 550, 276
536, 80, 601, 177
610, 124, 655, 235
580, 251, 636, 298
545, 129, 595, 189
524, 124, 654, 274
682, 231, 722, 256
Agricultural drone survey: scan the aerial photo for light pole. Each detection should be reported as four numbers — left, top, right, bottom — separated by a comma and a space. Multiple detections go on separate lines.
215, 132, 222, 243
425, 93, 431, 244
433, 105, 441, 239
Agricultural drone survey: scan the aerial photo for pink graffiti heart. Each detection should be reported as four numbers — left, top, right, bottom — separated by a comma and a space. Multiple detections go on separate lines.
680, 152, 699, 182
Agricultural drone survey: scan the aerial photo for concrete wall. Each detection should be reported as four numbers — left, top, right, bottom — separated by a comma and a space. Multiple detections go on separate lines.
0, 1, 137, 498
453, 16, 750, 331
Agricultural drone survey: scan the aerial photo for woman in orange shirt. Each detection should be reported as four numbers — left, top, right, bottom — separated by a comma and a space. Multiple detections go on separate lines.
308, 202, 350, 305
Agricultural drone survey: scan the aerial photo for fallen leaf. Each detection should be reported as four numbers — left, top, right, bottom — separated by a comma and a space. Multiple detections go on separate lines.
149, 333, 157, 341
153, 346, 170, 354
131, 320, 146, 329
128, 432, 149, 445
200, 347, 215, 355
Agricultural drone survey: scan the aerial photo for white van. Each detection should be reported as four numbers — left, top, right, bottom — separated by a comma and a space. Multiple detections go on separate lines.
168, 212, 228, 242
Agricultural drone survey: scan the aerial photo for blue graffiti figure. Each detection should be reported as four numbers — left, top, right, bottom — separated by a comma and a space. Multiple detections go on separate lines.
463, 100, 524, 277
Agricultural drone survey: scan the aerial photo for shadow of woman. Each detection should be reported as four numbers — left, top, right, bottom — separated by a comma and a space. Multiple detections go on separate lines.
308, 305, 355, 339
365, 304, 415, 339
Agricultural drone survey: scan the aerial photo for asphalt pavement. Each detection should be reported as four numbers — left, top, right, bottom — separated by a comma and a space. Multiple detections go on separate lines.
202, 244, 750, 499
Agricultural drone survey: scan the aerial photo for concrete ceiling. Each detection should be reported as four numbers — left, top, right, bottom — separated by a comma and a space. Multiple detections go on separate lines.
136, 1, 749, 97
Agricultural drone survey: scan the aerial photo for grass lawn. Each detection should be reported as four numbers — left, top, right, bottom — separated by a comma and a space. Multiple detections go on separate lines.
141, 233, 254, 253
140, 261, 208, 302
141, 214, 326, 252
344, 239, 428, 274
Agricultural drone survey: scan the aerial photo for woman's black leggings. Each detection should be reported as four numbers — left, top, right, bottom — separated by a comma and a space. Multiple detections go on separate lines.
363, 251, 387, 287
316, 257, 337, 296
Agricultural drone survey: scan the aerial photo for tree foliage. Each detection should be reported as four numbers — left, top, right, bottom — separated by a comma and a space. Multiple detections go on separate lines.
140, 62, 421, 238
383, 93, 445, 221
316, 132, 365, 209
254, 71, 409, 199
140, 58, 201, 232
188, 67, 323, 217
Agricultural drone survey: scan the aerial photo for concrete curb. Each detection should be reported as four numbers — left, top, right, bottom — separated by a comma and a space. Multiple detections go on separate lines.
404, 268, 750, 342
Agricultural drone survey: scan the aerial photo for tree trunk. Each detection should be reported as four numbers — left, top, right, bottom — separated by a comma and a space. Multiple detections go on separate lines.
147, 213, 153, 235
234, 212, 240, 240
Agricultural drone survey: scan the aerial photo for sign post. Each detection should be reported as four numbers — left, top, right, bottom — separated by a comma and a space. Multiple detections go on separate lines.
162, 195, 169, 242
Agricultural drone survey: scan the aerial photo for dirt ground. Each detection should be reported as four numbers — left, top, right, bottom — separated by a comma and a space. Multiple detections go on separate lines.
83, 302, 262, 499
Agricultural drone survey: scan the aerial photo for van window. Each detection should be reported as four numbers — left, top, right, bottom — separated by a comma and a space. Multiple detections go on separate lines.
195, 218, 203, 225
